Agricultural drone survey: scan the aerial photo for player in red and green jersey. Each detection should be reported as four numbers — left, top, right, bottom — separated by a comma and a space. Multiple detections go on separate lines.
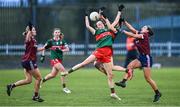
39, 28, 71, 94
66, 7, 129, 100
115, 20, 162, 102
93, 6, 133, 80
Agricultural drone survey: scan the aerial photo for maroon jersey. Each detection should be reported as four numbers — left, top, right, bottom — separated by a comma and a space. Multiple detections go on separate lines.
22, 37, 37, 61
135, 32, 150, 55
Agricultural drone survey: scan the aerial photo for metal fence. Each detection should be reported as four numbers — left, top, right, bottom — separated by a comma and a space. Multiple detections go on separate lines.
0, 42, 180, 57
0, 2, 180, 44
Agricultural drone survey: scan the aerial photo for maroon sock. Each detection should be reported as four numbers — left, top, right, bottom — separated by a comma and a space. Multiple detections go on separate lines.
62, 83, 66, 88
34, 92, 39, 97
111, 88, 115, 93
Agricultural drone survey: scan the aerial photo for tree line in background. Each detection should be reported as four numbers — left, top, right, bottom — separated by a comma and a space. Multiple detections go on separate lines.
0, 2, 180, 44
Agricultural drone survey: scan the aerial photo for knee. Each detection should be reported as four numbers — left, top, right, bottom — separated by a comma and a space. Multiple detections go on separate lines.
34, 75, 42, 81
36, 77, 42, 81
94, 62, 101, 69
127, 65, 133, 69
61, 68, 66, 72
50, 73, 57, 78
26, 78, 32, 84
144, 76, 151, 83
107, 73, 114, 80
94, 62, 98, 68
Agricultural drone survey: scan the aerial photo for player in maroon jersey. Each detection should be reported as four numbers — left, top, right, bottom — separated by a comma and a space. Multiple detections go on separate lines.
6, 23, 44, 102
115, 20, 162, 102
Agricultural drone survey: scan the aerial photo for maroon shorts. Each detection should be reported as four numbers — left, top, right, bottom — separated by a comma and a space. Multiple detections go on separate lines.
21, 60, 38, 70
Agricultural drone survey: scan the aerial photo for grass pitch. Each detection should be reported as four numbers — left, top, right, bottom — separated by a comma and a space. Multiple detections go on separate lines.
0, 68, 180, 106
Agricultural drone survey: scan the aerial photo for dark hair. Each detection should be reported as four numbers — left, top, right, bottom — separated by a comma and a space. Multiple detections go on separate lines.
147, 25, 154, 36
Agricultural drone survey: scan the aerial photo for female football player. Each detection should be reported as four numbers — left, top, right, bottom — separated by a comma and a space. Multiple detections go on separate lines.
6, 23, 44, 102
67, 6, 126, 100
93, 6, 133, 79
115, 20, 162, 102
39, 28, 71, 94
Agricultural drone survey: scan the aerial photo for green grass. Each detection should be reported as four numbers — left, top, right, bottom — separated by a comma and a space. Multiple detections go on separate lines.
0, 68, 180, 106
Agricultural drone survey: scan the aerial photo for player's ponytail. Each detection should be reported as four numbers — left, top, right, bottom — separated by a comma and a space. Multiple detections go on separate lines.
60, 33, 64, 40
22, 26, 29, 36
147, 25, 154, 36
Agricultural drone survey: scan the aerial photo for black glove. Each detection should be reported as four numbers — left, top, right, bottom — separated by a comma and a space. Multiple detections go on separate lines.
99, 6, 107, 18
118, 4, 125, 11
119, 18, 125, 22
101, 12, 107, 19
119, 18, 125, 25
85, 9, 88, 16
40, 55, 45, 63
28, 21, 33, 31
99, 6, 106, 12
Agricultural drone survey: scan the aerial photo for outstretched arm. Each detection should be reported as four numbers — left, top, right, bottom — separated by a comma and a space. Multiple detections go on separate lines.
112, 4, 124, 27
124, 21, 138, 34
85, 16, 96, 35
111, 11, 121, 27
61, 44, 69, 52
123, 30, 143, 39
99, 9, 117, 33
105, 18, 117, 33
37, 41, 51, 51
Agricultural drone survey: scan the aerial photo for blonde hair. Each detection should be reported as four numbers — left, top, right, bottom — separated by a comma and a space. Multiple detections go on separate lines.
22, 26, 30, 36
53, 28, 64, 39
53, 28, 61, 33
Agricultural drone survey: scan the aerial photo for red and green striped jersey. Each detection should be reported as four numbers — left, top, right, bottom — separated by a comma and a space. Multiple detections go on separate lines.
45, 38, 68, 60
95, 29, 114, 48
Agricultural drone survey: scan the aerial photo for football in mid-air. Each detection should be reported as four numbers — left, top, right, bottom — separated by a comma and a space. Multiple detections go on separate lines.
89, 11, 100, 21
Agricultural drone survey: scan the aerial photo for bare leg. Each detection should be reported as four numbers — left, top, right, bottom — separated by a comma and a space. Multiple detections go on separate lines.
112, 65, 126, 71
103, 62, 114, 88
94, 61, 107, 75
31, 68, 42, 94
124, 59, 141, 79
68, 54, 96, 73
103, 62, 121, 100
111, 57, 126, 71
115, 59, 141, 88
6, 69, 32, 96
31, 68, 44, 102
14, 69, 32, 87
94, 57, 126, 75
54, 63, 67, 88
143, 67, 158, 91
144, 67, 161, 102
52, 63, 71, 93
43, 67, 58, 82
